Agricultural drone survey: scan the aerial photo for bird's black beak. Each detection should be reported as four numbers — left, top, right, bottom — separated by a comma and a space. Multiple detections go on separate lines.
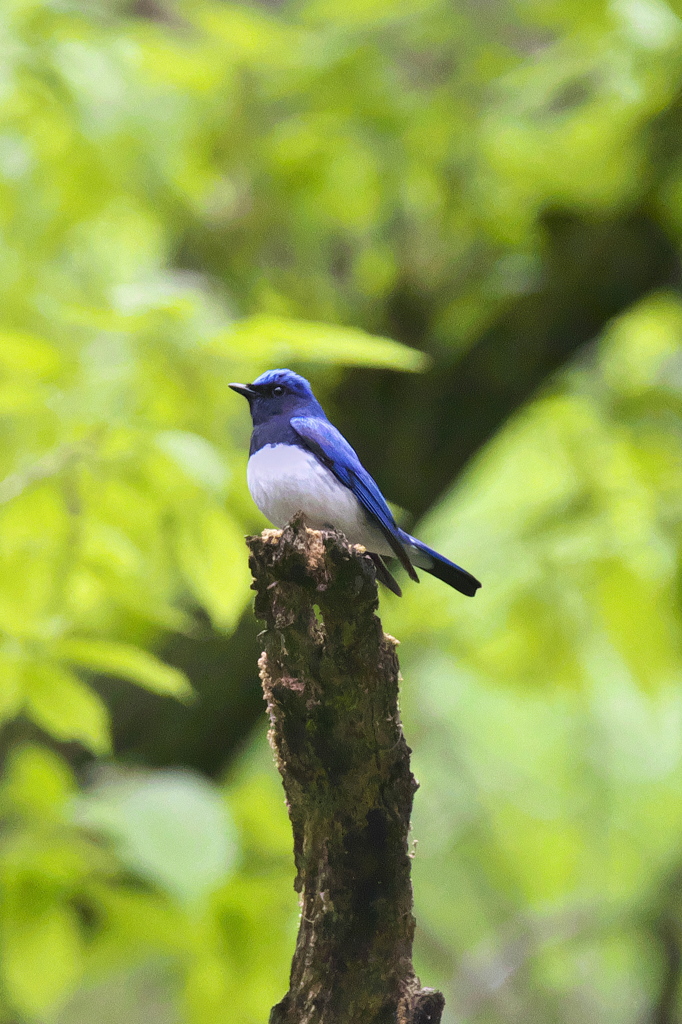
229, 382, 257, 400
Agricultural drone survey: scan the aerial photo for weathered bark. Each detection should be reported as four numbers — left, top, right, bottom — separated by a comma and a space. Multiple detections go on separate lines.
247, 513, 444, 1024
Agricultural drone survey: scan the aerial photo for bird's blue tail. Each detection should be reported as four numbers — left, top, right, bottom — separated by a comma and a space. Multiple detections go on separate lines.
400, 532, 481, 597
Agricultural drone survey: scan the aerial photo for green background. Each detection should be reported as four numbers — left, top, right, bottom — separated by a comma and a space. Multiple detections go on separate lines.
1, 0, 682, 1020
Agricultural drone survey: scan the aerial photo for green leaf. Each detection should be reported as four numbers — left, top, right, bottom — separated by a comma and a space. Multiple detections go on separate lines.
175, 506, 251, 630
1, 895, 82, 1017
23, 663, 111, 755
155, 430, 230, 493
73, 770, 238, 907
0, 650, 23, 723
0, 332, 62, 377
54, 639, 193, 700
1, 745, 75, 818
183, 952, 235, 1023
210, 315, 430, 372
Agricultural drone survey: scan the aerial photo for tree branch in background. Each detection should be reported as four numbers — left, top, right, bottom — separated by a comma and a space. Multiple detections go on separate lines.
247, 513, 444, 1024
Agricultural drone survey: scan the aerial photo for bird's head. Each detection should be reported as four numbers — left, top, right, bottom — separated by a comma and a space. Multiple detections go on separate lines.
229, 369, 322, 424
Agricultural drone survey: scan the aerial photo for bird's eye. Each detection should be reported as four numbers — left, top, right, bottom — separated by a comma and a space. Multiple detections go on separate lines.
272, 386, 285, 397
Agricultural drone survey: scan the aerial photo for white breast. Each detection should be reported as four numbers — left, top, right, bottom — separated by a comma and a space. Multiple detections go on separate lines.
246, 444, 390, 554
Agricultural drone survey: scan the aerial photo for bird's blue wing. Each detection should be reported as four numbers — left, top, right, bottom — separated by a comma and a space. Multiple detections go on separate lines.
290, 416, 418, 581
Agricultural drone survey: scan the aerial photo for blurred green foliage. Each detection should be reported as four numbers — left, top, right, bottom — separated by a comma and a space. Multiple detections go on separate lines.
388, 290, 682, 1019
1, 0, 682, 1021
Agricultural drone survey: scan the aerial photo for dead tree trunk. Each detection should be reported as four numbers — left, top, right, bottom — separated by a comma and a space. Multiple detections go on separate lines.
246, 513, 444, 1024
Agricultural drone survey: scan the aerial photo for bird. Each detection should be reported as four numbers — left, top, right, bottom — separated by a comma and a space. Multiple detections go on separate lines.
230, 369, 481, 598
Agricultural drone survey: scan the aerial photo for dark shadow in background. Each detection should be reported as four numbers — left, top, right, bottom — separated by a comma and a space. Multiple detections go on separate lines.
337, 211, 680, 519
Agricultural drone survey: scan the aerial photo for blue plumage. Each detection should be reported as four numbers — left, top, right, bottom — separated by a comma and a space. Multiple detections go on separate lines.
230, 369, 481, 597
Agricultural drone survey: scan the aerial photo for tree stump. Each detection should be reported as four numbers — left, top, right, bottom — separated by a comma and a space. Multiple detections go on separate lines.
247, 513, 444, 1024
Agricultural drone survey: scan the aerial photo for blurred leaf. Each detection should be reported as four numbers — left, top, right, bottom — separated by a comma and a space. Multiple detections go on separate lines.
73, 771, 238, 907
23, 663, 111, 755
211, 316, 430, 372
175, 505, 251, 630
183, 952, 235, 1024
155, 430, 229, 494
0, 650, 23, 723
1, 896, 82, 1017
0, 332, 62, 378
1, 745, 75, 819
597, 561, 681, 689
55, 639, 193, 700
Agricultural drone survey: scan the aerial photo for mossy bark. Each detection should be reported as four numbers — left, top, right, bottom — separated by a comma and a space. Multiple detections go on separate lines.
247, 513, 444, 1024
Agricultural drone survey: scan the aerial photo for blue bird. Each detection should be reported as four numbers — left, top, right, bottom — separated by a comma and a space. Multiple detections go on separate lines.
230, 369, 481, 598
